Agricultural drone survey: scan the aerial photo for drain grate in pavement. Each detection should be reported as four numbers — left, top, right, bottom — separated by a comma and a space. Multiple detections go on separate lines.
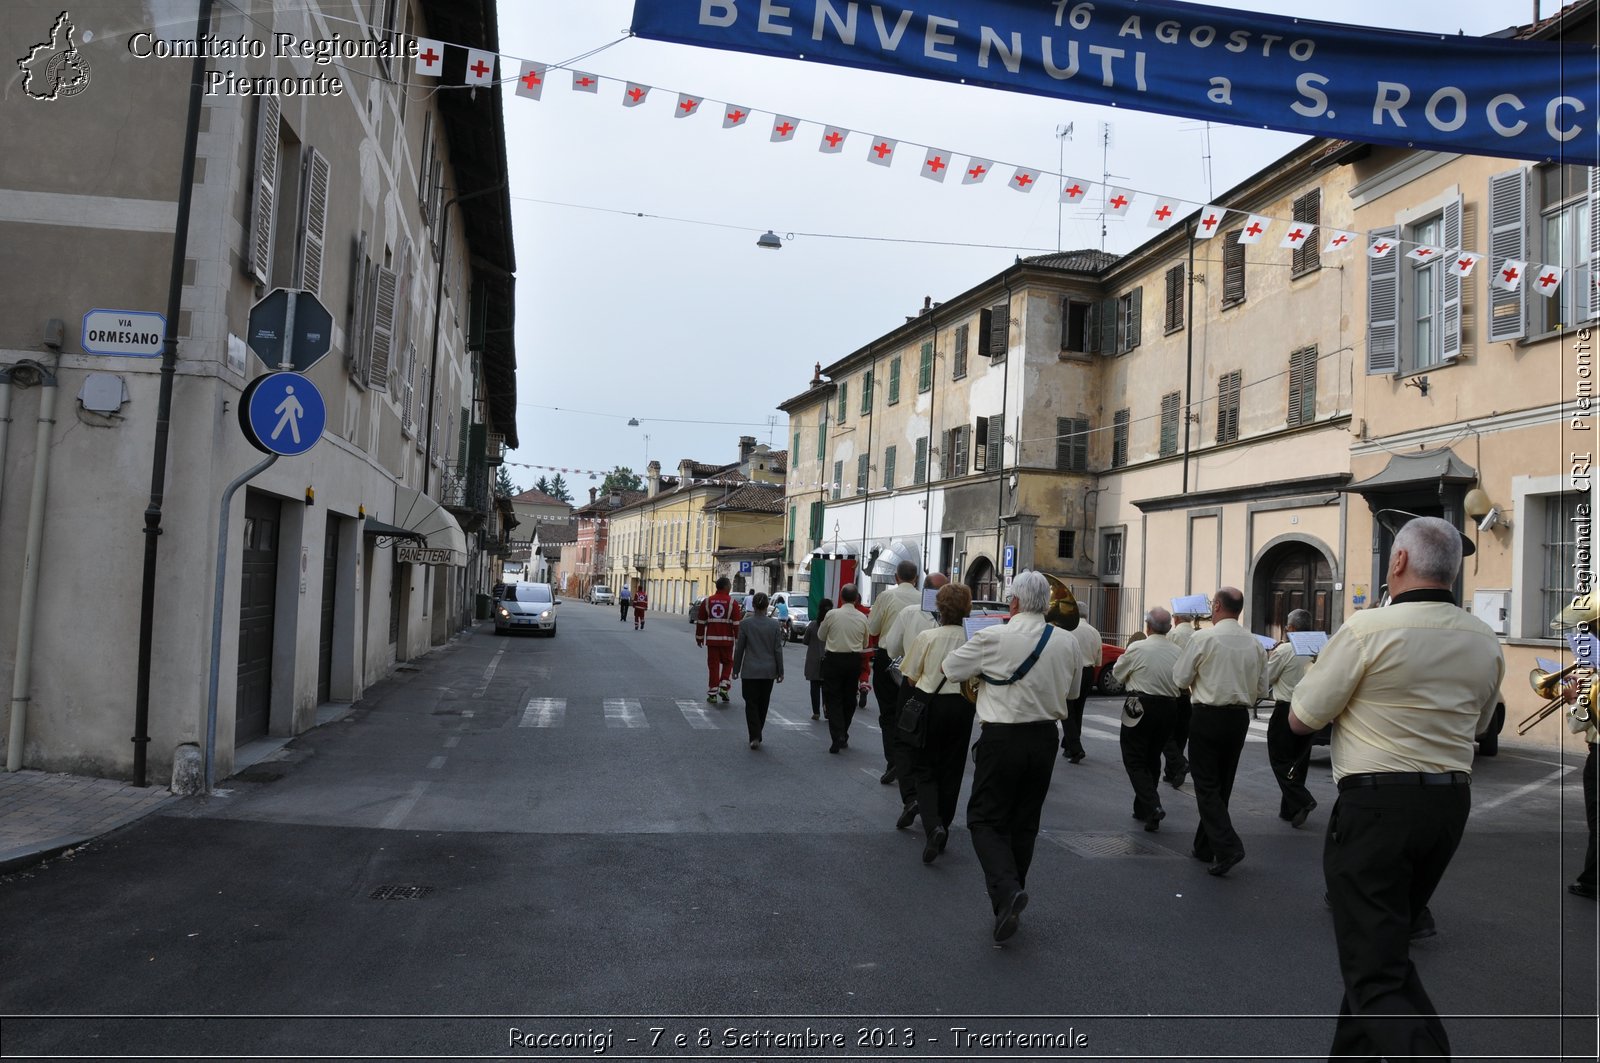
1050, 832, 1177, 858
369, 885, 434, 900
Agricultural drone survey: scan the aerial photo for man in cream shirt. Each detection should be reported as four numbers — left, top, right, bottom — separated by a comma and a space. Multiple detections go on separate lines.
1112, 607, 1183, 832
1059, 614, 1101, 763
1172, 587, 1265, 877
1263, 608, 1317, 828
866, 559, 924, 798
1162, 609, 1200, 787
942, 570, 1082, 943
1290, 516, 1502, 1061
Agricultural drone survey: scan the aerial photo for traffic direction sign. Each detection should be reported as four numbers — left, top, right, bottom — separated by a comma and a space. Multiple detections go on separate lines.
239, 371, 326, 456
247, 289, 333, 372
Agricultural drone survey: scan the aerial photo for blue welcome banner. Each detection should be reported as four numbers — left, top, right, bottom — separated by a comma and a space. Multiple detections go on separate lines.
630, 0, 1597, 166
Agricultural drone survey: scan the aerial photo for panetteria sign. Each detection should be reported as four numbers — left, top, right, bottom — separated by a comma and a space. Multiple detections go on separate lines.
397, 545, 455, 565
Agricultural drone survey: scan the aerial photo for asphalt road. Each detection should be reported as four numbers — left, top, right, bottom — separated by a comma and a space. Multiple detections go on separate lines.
2, 601, 1595, 1062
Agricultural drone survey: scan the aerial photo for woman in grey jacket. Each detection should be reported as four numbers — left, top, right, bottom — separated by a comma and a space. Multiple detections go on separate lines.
802, 598, 833, 720
732, 593, 785, 749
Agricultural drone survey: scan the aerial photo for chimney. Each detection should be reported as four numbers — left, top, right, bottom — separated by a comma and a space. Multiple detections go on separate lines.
810, 362, 823, 387
919, 295, 932, 315
646, 460, 661, 498
589, 487, 597, 504
738, 435, 757, 464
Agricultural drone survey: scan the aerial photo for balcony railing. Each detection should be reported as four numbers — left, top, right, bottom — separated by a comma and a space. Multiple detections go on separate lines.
678, 551, 689, 568
655, 552, 667, 569
633, 554, 648, 570
440, 461, 489, 524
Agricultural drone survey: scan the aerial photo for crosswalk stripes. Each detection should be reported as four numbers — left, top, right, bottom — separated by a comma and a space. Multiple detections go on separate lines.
767, 710, 811, 731
676, 699, 719, 730
1079, 714, 1268, 743
519, 697, 566, 728
604, 698, 648, 728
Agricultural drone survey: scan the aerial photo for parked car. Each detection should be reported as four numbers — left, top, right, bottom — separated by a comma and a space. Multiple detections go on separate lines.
1091, 642, 1128, 694
495, 582, 558, 636
785, 603, 810, 642
588, 585, 615, 606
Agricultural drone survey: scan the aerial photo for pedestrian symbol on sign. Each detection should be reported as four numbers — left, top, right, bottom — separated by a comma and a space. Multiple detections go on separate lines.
240, 371, 325, 457
272, 385, 305, 444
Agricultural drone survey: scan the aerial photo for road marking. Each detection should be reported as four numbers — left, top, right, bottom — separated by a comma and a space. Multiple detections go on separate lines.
427, 755, 447, 770
605, 698, 648, 728
519, 697, 566, 727
768, 710, 810, 730
1475, 765, 1576, 812
676, 699, 719, 730
474, 648, 506, 696
378, 781, 428, 829
443, 735, 460, 748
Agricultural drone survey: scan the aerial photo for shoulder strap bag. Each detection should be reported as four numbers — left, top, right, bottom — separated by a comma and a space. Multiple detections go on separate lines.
981, 626, 1054, 686
897, 676, 945, 748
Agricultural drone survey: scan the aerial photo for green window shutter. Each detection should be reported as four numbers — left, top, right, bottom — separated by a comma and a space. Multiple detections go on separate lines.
918, 341, 933, 392
832, 460, 843, 500
887, 358, 901, 403
1159, 392, 1180, 456
1111, 409, 1129, 468
986, 414, 1003, 472
860, 369, 873, 414
1125, 286, 1142, 350
793, 430, 800, 459
913, 437, 928, 485
884, 445, 896, 489
837, 381, 848, 422
1288, 346, 1318, 426
817, 405, 827, 459
808, 501, 824, 544
988, 301, 1009, 362
856, 454, 869, 495
953, 324, 968, 377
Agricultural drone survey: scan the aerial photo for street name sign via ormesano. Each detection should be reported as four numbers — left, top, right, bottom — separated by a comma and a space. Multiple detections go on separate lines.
239, 370, 326, 457
246, 288, 333, 372
81, 308, 164, 357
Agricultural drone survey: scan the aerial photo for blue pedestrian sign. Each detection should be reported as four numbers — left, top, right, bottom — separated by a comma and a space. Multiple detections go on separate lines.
239, 371, 325, 456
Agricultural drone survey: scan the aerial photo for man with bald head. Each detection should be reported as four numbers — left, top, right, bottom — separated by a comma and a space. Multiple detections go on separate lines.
1290, 516, 1503, 1060
1172, 586, 1265, 877
1112, 606, 1183, 832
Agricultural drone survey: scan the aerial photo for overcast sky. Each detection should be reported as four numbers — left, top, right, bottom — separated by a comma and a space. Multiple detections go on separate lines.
497, 0, 1546, 496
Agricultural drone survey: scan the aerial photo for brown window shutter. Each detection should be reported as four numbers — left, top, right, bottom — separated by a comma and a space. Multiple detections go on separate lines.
1165, 265, 1184, 331
988, 301, 1009, 361
1222, 237, 1245, 305
1292, 189, 1321, 275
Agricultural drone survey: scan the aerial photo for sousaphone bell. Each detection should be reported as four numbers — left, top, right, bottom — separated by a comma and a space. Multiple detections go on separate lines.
1043, 573, 1081, 632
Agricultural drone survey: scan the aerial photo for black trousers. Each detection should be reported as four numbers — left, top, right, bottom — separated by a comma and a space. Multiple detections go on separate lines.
1324, 781, 1470, 1062
1059, 665, 1095, 757
741, 678, 774, 742
620, 599, 630, 621
1267, 700, 1316, 818
1188, 704, 1250, 862
821, 652, 861, 746
873, 652, 917, 803
1120, 694, 1178, 821
908, 692, 976, 837
808, 679, 823, 717
967, 720, 1059, 912
1581, 742, 1598, 891
1163, 693, 1192, 780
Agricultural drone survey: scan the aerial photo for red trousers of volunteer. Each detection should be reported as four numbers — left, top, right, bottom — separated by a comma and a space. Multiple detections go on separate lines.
705, 642, 734, 691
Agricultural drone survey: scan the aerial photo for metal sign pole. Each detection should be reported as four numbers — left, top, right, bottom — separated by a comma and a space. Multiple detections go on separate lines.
278, 291, 297, 371
204, 452, 278, 792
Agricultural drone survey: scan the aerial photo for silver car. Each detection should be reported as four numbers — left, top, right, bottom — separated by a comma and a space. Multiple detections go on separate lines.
495, 582, 558, 636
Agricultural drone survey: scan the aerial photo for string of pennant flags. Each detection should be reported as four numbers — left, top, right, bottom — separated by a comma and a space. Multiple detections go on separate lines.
413, 36, 1575, 296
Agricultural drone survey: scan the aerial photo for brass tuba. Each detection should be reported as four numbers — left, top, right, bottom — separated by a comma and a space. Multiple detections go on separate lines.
1043, 573, 1081, 632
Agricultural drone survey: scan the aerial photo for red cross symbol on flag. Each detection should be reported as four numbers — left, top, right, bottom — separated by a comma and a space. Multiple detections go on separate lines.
820, 126, 847, 154
1148, 201, 1178, 227
515, 61, 545, 100
1492, 259, 1527, 292
1195, 205, 1225, 239
921, 147, 950, 183
1322, 231, 1354, 254
963, 158, 993, 185
414, 38, 444, 77
722, 106, 749, 129
464, 48, 495, 86
1405, 245, 1442, 263
868, 138, 897, 167
1280, 226, 1311, 250
771, 116, 798, 142
1449, 253, 1480, 278
1532, 264, 1563, 297
1059, 178, 1087, 201
1237, 214, 1271, 244
1368, 240, 1394, 258
622, 82, 649, 107
1105, 188, 1133, 214
573, 71, 598, 93
675, 94, 700, 117
1010, 168, 1040, 192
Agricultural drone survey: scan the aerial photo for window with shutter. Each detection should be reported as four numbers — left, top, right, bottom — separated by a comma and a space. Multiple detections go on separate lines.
367, 264, 397, 391
817, 405, 827, 459
1164, 265, 1184, 333
1064, 300, 1093, 351
1287, 346, 1317, 427
977, 308, 993, 358
1123, 287, 1142, 350
832, 460, 843, 500
1439, 197, 1462, 361
884, 445, 897, 489
793, 430, 800, 459
986, 414, 1003, 472
419, 111, 433, 215
988, 301, 1009, 362
1111, 409, 1129, 468
1159, 392, 1180, 456
1097, 296, 1118, 355
887, 357, 901, 403
1055, 417, 1088, 472
347, 231, 369, 382
1291, 189, 1321, 275
913, 437, 928, 485
1487, 168, 1529, 343
809, 501, 824, 545
1216, 370, 1241, 443
860, 369, 873, 414
856, 454, 869, 495
953, 324, 968, 378
1590, 166, 1600, 323
974, 418, 988, 472
837, 381, 848, 423
1366, 224, 1402, 374
950, 426, 969, 476
401, 342, 416, 433
415, 367, 428, 449
918, 341, 933, 392
1222, 234, 1246, 306
296, 147, 330, 295
248, 95, 281, 286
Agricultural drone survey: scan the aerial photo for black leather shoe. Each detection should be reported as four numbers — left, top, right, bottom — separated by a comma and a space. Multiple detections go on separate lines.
1409, 907, 1437, 939
993, 889, 1029, 942
1145, 808, 1166, 832
923, 826, 947, 864
1569, 882, 1598, 899
1166, 773, 1187, 789
828, 742, 841, 754
879, 766, 897, 785
896, 803, 919, 830
1290, 803, 1314, 829
1207, 852, 1245, 877
1068, 751, 1086, 764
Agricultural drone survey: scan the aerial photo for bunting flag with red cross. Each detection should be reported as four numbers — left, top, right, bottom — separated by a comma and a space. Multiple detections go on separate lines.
770, 116, 798, 142
1531, 264, 1563, 297
1236, 214, 1272, 244
414, 38, 445, 77
464, 48, 495, 86
819, 126, 848, 154
722, 104, 750, 128
674, 93, 701, 118
1322, 230, 1357, 254
1147, 198, 1182, 227
921, 147, 951, 183
1448, 252, 1482, 277
1367, 237, 1397, 258
1009, 167, 1041, 193
1492, 259, 1527, 291
867, 137, 897, 167
514, 61, 545, 100
1280, 223, 1314, 250
960, 159, 992, 185
1103, 187, 1134, 214
1194, 206, 1227, 239
572, 71, 599, 92
1405, 245, 1443, 263
622, 82, 650, 107
1059, 176, 1090, 203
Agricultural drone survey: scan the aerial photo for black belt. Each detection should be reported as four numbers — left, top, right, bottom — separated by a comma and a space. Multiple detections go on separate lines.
1338, 770, 1470, 792
1192, 702, 1249, 711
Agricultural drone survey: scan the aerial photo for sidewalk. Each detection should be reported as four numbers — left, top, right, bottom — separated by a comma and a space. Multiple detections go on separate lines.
0, 769, 175, 873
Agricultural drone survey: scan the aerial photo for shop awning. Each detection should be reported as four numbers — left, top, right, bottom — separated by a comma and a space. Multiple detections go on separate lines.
387, 485, 468, 566
1344, 448, 1477, 494
361, 519, 424, 543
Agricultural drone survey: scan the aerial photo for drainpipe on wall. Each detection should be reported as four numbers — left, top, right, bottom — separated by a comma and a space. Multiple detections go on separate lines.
6, 354, 61, 772
0, 364, 15, 518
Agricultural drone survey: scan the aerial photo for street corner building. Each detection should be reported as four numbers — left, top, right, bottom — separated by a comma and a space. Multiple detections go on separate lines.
0, 0, 518, 784
776, 1, 1597, 749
